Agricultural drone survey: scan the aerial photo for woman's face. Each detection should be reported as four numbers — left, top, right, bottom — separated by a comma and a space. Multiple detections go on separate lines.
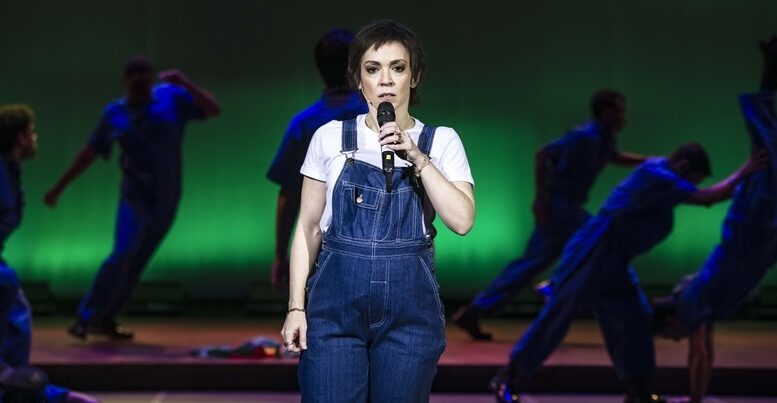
358, 41, 413, 114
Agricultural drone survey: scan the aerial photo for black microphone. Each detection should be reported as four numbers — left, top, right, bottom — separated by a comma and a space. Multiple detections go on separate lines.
377, 102, 396, 180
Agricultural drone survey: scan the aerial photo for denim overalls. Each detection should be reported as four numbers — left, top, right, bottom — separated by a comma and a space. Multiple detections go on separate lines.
298, 119, 446, 403
675, 91, 777, 333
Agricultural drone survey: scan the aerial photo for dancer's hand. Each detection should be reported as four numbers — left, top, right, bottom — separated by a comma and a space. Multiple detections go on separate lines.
159, 69, 191, 87
43, 186, 62, 207
760, 36, 777, 66
740, 149, 769, 177
281, 311, 307, 353
760, 36, 777, 90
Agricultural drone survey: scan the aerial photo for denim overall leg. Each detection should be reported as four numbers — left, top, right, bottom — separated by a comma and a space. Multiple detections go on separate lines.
77, 198, 176, 323
509, 218, 654, 381
0, 265, 31, 367
472, 208, 590, 313
299, 119, 446, 403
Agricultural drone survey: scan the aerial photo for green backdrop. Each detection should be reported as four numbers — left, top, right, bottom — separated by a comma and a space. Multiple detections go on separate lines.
2, 0, 776, 299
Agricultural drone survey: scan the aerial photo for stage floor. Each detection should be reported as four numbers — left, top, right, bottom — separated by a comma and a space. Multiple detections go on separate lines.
85, 392, 777, 403
29, 317, 777, 395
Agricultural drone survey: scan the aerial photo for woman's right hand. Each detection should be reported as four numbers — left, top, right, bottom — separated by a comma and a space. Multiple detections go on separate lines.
281, 311, 307, 353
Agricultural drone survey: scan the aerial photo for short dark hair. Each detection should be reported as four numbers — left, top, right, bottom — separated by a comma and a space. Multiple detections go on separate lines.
590, 89, 625, 118
669, 142, 712, 177
348, 20, 426, 105
0, 104, 34, 154
316, 28, 355, 88
124, 55, 155, 77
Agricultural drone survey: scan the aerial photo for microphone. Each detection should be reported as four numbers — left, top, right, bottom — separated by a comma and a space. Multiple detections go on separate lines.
377, 102, 396, 180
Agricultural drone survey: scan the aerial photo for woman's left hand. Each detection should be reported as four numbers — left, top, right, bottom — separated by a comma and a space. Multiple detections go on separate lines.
378, 122, 423, 165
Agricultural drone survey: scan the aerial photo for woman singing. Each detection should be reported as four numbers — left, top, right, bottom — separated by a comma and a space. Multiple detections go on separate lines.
281, 19, 475, 402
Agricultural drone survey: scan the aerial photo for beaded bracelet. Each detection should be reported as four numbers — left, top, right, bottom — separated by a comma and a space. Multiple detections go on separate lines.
414, 154, 431, 177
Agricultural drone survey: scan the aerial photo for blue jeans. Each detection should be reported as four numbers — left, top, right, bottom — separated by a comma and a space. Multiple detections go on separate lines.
77, 198, 176, 322
510, 218, 655, 381
472, 209, 589, 313
1, 265, 69, 402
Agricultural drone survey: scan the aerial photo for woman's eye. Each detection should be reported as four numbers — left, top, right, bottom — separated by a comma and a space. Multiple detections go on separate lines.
365, 66, 378, 74
393, 65, 405, 72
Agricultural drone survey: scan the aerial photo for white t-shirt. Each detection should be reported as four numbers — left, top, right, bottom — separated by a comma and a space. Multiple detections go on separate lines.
300, 114, 475, 232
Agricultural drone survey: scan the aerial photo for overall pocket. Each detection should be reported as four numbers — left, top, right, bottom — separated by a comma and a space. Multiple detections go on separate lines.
337, 182, 383, 240
305, 249, 333, 308
418, 251, 445, 323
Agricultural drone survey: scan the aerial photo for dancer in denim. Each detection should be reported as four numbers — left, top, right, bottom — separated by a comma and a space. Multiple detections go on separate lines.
453, 90, 648, 340
45, 57, 221, 340
492, 144, 766, 403
0, 105, 98, 403
268, 28, 367, 292
281, 20, 475, 402
653, 37, 777, 403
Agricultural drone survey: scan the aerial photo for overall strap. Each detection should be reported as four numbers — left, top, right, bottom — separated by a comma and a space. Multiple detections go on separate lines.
417, 124, 436, 156
341, 118, 358, 153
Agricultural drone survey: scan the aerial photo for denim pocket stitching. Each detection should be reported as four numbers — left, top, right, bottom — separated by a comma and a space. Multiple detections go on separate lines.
305, 251, 333, 308
418, 255, 445, 323
369, 268, 390, 329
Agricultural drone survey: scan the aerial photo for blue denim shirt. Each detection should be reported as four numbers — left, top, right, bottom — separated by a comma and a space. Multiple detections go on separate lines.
88, 83, 205, 207
544, 121, 618, 211
267, 90, 367, 190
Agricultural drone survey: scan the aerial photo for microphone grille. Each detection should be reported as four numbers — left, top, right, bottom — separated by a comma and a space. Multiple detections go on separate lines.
376, 102, 395, 127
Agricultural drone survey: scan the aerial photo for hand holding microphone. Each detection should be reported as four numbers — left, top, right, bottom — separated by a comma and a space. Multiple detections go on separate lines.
376, 102, 423, 167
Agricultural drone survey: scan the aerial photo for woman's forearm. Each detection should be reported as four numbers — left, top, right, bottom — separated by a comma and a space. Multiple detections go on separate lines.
417, 163, 475, 235
287, 217, 322, 310
287, 178, 327, 309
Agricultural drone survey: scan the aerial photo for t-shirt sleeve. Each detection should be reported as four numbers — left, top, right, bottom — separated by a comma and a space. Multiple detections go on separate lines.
86, 106, 115, 159
267, 120, 305, 188
433, 128, 474, 186
171, 85, 207, 121
299, 125, 329, 182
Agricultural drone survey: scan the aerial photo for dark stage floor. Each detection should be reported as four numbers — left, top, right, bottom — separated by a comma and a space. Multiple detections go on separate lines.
29, 317, 777, 396
84, 392, 777, 402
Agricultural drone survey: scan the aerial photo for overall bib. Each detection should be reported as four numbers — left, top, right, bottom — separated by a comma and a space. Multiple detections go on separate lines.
299, 119, 446, 403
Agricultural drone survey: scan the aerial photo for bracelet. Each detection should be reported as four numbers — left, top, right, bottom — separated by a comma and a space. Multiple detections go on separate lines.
287, 307, 305, 314
414, 154, 431, 177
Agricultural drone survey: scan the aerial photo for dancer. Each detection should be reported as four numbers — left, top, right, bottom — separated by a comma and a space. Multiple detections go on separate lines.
267, 28, 367, 291
281, 20, 475, 402
45, 56, 221, 340
454, 90, 648, 340
492, 144, 767, 403
0, 104, 98, 402
653, 36, 777, 403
